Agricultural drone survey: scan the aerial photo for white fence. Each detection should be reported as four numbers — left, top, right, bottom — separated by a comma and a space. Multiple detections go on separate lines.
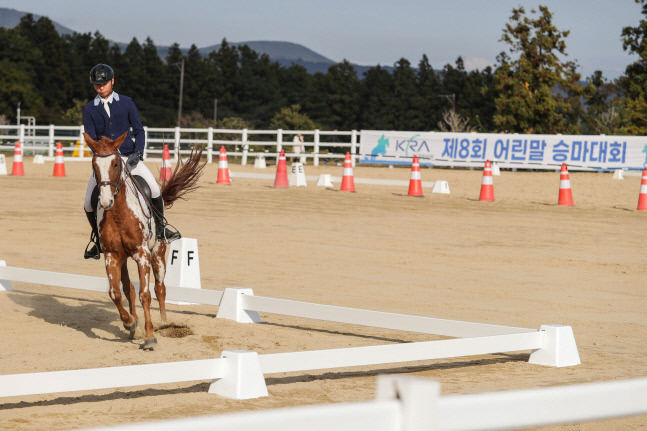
0, 262, 579, 399
2, 262, 643, 429
0, 124, 358, 166
77, 376, 647, 431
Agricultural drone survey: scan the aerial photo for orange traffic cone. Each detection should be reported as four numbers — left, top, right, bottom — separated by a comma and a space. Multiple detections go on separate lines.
340, 152, 356, 192
274, 149, 289, 188
558, 163, 574, 206
408, 155, 423, 197
479, 160, 494, 201
159, 144, 172, 181
53, 142, 66, 177
11, 142, 24, 176
637, 168, 647, 210
216, 146, 231, 185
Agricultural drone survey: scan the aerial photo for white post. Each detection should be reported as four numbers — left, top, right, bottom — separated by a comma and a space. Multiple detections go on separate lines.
18, 124, 25, 152
174, 127, 180, 162
314, 129, 320, 167
277, 129, 283, 164
48, 124, 55, 157
79, 126, 86, 159
241, 128, 249, 165
216, 287, 262, 323
208, 350, 268, 399
207, 127, 214, 164
351, 130, 358, 167
376, 376, 440, 431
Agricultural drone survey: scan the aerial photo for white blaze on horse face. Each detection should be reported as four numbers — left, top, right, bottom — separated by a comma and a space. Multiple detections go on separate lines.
95, 156, 117, 209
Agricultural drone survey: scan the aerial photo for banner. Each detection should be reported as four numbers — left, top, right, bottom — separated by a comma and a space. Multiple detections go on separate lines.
359, 130, 647, 171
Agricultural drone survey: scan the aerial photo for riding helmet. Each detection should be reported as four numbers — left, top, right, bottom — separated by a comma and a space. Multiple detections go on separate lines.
90, 64, 114, 85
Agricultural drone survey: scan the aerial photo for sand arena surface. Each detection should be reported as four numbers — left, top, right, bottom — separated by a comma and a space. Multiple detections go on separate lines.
0, 157, 646, 430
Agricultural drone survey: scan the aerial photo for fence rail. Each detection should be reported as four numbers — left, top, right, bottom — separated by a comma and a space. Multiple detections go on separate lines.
0, 124, 358, 166
76, 376, 647, 431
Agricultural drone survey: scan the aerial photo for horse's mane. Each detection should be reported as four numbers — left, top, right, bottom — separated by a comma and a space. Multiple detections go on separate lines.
161, 145, 206, 209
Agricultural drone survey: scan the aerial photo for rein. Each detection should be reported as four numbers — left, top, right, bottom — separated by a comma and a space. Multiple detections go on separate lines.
93, 151, 153, 221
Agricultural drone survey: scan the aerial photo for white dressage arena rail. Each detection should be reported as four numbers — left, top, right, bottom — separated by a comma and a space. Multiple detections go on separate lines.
79, 376, 647, 431
0, 262, 580, 402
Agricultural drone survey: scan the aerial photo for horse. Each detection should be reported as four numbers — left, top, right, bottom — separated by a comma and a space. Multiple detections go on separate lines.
83, 132, 204, 350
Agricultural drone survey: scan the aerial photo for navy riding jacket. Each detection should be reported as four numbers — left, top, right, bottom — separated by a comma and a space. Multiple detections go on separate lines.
82, 92, 145, 156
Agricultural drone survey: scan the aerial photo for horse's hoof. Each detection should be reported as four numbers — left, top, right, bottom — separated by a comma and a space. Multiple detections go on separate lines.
140, 338, 158, 350
124, 319, 140, 339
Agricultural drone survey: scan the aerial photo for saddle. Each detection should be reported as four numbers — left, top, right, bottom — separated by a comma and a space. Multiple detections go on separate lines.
91, 175, 152, 213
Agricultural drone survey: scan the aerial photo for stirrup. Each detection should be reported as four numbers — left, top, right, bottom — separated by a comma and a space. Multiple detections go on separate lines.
84, 242, 101, 260
158, 223, 181, 243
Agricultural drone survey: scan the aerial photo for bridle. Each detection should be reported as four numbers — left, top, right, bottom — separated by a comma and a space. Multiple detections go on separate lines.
93, 151, 124, 196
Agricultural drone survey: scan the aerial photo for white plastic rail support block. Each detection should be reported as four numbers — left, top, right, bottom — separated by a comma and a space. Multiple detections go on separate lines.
376, 375, 441, 431
208, 350, 268, 399
528, 324, 581, 367
432, 180, 450, 194
216, 287, 262, 323
0, 261, 13, 291
612, 169, 625, 180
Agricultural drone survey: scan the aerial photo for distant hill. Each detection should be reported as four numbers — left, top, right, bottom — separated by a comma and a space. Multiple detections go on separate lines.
0, 7, 389, 75
0, 7, 75, 36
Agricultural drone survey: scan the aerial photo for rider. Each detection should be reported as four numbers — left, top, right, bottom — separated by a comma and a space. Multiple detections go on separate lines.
82, 63, 180, 260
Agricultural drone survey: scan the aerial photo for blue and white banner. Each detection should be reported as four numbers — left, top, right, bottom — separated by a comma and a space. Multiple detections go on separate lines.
359, 130, 647, 171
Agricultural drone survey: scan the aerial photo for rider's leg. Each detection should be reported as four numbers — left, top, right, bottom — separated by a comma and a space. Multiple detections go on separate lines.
83, 174, 101, 259
127, 159, 181, 242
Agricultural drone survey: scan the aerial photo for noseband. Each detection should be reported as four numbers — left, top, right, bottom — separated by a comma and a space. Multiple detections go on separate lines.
94, 151, 124, 196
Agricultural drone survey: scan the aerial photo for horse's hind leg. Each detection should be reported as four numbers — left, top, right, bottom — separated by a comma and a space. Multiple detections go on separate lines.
104, 254, 136, 335
135, 249, 157, 350
120, 262, 141, 339
151, 241, 168, 323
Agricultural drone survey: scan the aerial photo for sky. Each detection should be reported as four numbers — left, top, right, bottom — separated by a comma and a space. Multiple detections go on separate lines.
0, 0, 642, 79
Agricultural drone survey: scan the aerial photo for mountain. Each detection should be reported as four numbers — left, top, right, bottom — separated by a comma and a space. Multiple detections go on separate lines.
0, 7, 75, 36
0, 7, 388, 75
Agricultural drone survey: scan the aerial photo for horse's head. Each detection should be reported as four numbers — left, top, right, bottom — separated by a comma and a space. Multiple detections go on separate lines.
83, 132, 128, 210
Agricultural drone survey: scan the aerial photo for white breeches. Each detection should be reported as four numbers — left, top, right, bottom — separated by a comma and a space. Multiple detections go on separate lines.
84, 157, 161, 212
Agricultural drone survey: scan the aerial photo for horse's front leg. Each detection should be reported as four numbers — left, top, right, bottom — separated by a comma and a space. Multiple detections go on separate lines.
120, 261, 141, 339
135, 249, 157, 350
104, 253, 136, 335
151, 241, 168, 323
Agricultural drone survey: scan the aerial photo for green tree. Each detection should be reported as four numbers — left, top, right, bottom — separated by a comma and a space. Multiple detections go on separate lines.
391, 58, 419, 130
360, 65, 395, 129
493, 6, 583, 134
415, 54, 443, 130
618, 0, 647, 134
269, 104, 316, 130
323, 60, 361, 129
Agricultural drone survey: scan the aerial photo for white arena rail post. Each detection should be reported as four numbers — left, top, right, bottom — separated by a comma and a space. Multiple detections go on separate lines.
48, 124, 55, 157
277, 128, 283, 160
241, 128, 249, 165
314, 129, 320, 166
207, 127, 214, 163
174, 127, 180, 161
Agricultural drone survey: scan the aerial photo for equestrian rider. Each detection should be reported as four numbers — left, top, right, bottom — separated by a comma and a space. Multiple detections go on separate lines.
82, 63, 180, 259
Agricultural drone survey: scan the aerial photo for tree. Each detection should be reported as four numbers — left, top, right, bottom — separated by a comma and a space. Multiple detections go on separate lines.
269, 104, 315, 130
323, 60, 361, 129
493, 6, 583, 134
618, 0, 647, 134
360, 65, 395, 129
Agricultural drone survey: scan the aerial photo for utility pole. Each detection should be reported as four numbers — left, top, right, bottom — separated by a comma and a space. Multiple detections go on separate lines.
176, 59, 184, 127
214, 98, 217, 124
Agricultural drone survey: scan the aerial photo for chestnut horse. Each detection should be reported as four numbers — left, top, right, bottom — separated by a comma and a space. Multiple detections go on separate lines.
83, 132, 204, 349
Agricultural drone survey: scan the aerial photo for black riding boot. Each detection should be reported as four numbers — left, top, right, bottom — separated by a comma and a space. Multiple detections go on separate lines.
84, 210, 101, 259
152, 196, 181, 242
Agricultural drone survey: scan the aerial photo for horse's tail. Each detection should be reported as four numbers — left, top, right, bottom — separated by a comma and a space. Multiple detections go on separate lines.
160, 145, 206, 209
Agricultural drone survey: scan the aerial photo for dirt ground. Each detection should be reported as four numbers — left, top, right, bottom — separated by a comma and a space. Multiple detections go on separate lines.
0, 156, 646, 430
